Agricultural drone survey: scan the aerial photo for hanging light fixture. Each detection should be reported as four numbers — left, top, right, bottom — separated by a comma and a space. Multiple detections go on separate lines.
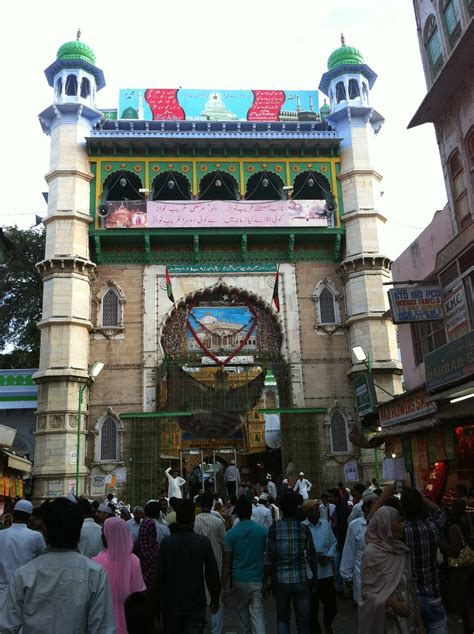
262, 177, 269, 188
215, 178, 222, 187
168, 180, 175, 189
307, 178, 315, 187
119, 176, 127, 187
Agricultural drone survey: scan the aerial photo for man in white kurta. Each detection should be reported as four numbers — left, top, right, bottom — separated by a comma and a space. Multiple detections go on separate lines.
165, 467, 186, 499
293, 472, 312, 500
340, 492, 377, 605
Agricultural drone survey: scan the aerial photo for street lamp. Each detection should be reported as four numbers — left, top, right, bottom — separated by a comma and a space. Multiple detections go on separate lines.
75, 361, 104, 495
351, 345, 378, 480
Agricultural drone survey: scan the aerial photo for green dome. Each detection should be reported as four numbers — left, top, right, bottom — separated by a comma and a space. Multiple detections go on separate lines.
327, 35, 364, 70
57, 38, 96, 65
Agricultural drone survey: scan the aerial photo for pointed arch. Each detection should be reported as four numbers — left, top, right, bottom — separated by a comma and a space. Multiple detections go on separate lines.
94, 408, 125, 463
325, 401, 354, 455
65, 74, 78, 96
101, 170, 144, 202
151, 170, 191, 200
93, 280, 126, 337
312, 278, 343, 333
199, 171, 239, 201
423, 15, 444, 79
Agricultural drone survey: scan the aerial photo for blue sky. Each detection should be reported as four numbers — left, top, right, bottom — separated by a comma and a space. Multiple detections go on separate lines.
0, 0, 447, 260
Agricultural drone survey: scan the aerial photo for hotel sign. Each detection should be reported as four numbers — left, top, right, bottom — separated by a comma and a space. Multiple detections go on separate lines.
378, 388, 436, 428
388, 286, 443, 323
425, 330, 474, 391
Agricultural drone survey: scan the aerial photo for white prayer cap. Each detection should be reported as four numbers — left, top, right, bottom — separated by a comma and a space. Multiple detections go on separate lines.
14, 499, 33, 514
266, 473, 272, 480
299, 472, 304, 476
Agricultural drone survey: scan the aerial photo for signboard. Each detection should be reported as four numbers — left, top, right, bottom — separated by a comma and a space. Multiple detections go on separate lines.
425, 329, 474, 391
48, 480, 63, 497
90, 474, 106, 497
378, 388, 437, 428
444, 282, 469, 341
353, 373, 378, 418
343, 460, 359, 482
388, 286, 443, 323
104, 199, 328, 230
119, 88, 320, 122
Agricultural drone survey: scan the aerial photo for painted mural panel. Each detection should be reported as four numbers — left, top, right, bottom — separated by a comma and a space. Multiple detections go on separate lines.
186, 307, 257, 354
119, 88, 320, 121
104, 200, 328, 229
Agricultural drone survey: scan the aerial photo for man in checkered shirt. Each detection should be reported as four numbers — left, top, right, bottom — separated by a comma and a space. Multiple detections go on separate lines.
401, 487, 448, 634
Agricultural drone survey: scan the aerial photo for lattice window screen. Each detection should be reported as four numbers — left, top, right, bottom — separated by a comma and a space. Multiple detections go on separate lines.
331, 411, 348, 453
100, 417, 118, 461
102, 289, 120, 326
319, 287, 337, 324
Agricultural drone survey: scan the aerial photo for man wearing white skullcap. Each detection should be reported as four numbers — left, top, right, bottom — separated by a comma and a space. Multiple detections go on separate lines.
293, 472, 312, 500
0, 499, 46, 604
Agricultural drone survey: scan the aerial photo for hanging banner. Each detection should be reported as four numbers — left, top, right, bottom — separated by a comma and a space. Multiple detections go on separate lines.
343, 460, 359, 482
104, 200, 328, 230
388, 286, 443, 323
119, 88, 320, 122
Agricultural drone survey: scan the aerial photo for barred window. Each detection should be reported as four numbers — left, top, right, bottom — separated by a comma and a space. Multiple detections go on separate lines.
331, 411, 349, 453
102, 288, 120, 327
443, 0, 462, 43
424, 16, 443, 79
319, 287, 337, 324
100, 417, 118, 461
411, 321, 447, 365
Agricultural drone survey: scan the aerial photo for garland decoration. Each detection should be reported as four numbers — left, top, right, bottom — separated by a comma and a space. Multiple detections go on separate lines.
186, 301, 258, 366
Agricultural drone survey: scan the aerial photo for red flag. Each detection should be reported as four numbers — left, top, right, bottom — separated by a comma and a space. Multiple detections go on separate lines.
272, 267, 280, 313
165, 267, 175, 304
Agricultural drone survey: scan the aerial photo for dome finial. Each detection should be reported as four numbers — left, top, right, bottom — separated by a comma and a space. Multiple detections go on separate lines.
76, 28, 81, 41
341, 32, 345, 46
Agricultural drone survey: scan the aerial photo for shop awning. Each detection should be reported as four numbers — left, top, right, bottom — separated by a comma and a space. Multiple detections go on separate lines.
377, 418, 438, 438
1, 450, 32, 474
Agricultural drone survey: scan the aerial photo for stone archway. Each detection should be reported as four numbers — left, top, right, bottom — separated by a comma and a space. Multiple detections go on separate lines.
159, 283, 288, 438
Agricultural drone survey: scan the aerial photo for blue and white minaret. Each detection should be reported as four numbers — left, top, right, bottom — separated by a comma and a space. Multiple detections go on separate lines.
319, 36, 402, 404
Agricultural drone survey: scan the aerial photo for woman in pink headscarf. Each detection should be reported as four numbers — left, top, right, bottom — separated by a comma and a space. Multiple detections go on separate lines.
93, 516, 146, 634
358, 506, 424, 633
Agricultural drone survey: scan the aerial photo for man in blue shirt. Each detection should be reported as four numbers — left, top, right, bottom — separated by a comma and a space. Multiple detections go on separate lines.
302, 499, 338, 634
221, 497, 268, 633
265, 491, 316, 634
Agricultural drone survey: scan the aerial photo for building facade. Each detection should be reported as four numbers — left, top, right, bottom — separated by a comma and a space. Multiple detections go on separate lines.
376, 1, 473, 494
32, 35, 402, 502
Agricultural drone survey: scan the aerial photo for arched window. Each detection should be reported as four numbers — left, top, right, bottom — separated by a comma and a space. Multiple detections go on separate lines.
424, 16, 443, 79
442, 0, 462, 45
466, 128, 474, 171
319, 287, 337, 324
199, 171, 239, 201
330, 411, 349, 453
56, 77, 63, 99
336, 81, 346, 103
65, 74, 78, 96
362, 82, 369, 103
348, 79, 360, 99
100, 417, 118, 461
80, 77, 91, 98
101, 287, 120, 327
245, 171, 284, 201
449, 150, 470, 229
102, 171, 144, 202
152, 171, 191, 201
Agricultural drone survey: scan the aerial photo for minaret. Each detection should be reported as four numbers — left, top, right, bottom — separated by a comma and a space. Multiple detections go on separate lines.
33, 33, 105, 499
319, 37, 402, 402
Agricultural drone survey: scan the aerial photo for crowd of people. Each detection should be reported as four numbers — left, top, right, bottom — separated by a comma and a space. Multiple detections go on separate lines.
0, 471, 473, 634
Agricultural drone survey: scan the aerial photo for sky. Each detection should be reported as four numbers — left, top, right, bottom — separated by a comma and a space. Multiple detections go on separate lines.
0, 0, 447, 261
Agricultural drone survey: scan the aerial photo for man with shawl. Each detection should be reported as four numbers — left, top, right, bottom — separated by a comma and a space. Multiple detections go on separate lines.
135, 519, 160, 589
359, 506, 423, 633
94, 516, 146, 634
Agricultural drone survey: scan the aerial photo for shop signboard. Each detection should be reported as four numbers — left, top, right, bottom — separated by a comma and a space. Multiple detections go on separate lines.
388, 286, 443, 323
353, 373, 378, 418
104, 200, 328, 230
425, 330, 474, 391
119, 88, 320, 122
378, 388, 437, 428
443, 282, 469, 341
